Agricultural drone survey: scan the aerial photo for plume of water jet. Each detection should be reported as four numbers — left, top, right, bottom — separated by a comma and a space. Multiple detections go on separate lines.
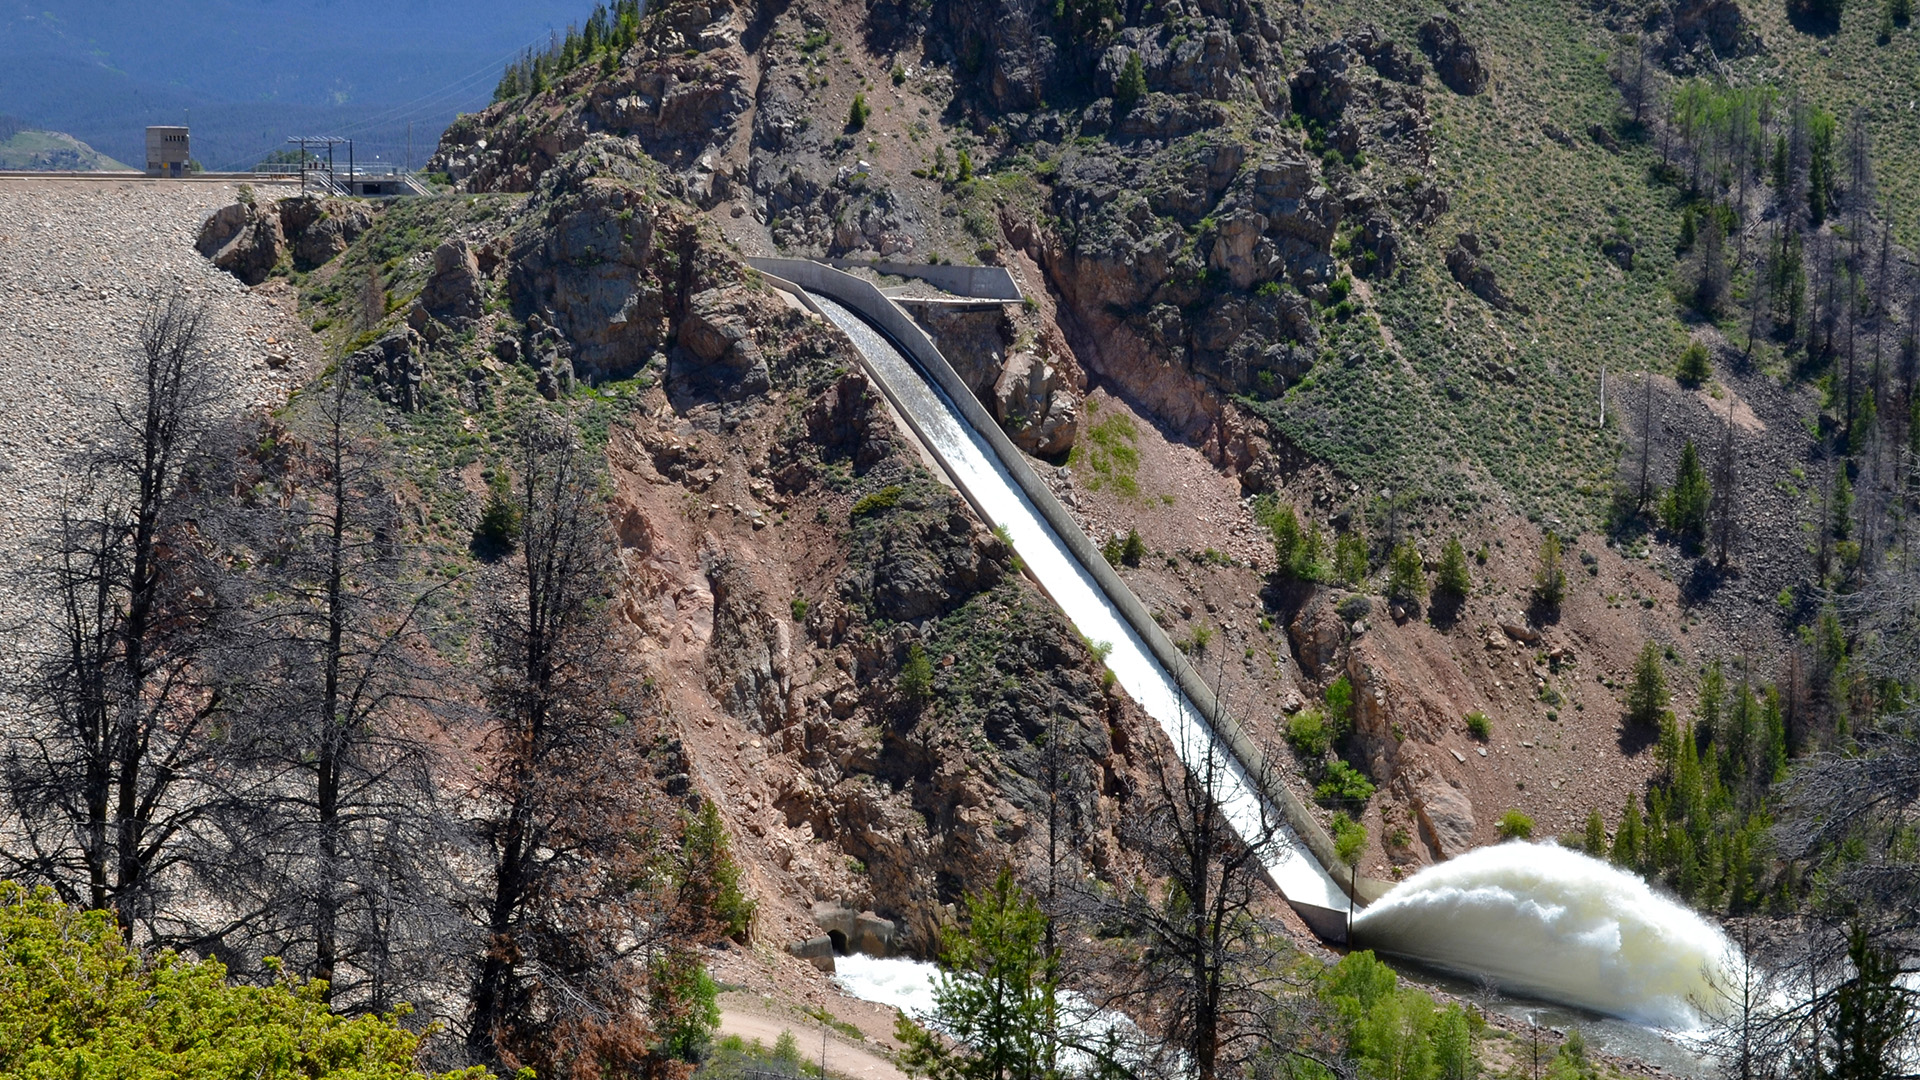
1351, 842, 1744, 1030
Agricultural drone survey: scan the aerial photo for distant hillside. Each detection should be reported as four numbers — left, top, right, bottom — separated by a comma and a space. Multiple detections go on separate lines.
0, 126, 131, 171
0, 0, 595, 171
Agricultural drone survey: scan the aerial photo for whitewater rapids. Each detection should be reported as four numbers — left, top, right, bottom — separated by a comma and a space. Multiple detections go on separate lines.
1351, 842, 1744, 1030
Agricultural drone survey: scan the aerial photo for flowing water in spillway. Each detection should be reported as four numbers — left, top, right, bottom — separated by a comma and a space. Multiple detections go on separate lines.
1352, 842, 1744, 1030
807, 294, 1347, 915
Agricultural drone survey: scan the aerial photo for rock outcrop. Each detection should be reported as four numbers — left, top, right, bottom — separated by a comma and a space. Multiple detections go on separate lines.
346, 325, 427, 412
195, 200, 283, 286
277, 196, 375, 270
1446, 232, 1518, 311
1418, 15, 1487, 95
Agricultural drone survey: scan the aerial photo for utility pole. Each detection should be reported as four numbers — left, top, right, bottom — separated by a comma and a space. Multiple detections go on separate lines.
407, 121, 413, 174
1599, 365, 1607, 427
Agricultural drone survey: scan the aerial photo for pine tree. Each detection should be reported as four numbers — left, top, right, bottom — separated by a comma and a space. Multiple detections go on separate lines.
1628, 641, 1670, 729
898, 868, 1059, 1080
1678, 341, 1712, 386
1823, 926, 1908, 1080
1387, 540, 1427, 604
1532, 532, 1567, 609
1435, 536, 1473, 600
1612, 795, 1644, 869
1584, 810, 1609, 857
1663, 439, 1711, 544
1114, 51, 1147, 113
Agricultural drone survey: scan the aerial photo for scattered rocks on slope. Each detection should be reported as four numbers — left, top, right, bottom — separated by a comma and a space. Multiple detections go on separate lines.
1418, 14, 1487, 95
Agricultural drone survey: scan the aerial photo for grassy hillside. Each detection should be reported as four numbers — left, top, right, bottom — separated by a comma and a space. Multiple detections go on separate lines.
0, 128, 130, 170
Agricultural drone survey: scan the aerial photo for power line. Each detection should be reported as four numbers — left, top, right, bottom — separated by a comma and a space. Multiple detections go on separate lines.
219, 28, 560, 170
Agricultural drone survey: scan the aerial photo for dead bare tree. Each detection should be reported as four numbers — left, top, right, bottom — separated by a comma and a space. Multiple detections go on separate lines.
1066, 692, 1303, 1080
465, 417, 707, 1078
1, 294, 246, 941
212, 373, 462, 1011
1712, 402, 1739, 569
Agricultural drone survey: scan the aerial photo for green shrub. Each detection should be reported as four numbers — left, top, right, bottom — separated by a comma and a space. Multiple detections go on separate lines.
1496, 809, 1535, 840
891, 63, 907, 84
0, 883, 482, 1080
1325, 674, 1354, 731
1464, 711, 1491, 740
852, 485, 905, 516
1332, 811, 1368, 862
1316, 760, 1376, 807
791, 596, 810, 621
956, 148, 973, 182
1121, 528, 1146, 566
847, 93, 870, 131
1287, 708, 1332, 758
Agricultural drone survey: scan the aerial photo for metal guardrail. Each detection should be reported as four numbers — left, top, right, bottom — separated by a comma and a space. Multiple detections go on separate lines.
749, 257, 1394, 934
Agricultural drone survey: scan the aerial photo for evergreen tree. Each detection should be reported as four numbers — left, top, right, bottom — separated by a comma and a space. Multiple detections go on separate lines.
1434, 536, 1472, 600
1627, 641, 1671, 729
899, 868, 1059, 1080
1387, 540, 1428, 605
1663, 439, 1711, 544
1612, 795, 1644, 869
1678, 342, 1712, 386
1822, 926, 1908, 1080
1532, 532, 1567, 609
1584, 810, 1609, 857
1114, 51, 1147, 113
1334, 529, 1369, 587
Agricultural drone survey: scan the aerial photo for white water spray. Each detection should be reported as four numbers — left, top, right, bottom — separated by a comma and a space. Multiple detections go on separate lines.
1352, 842, 1743, 1030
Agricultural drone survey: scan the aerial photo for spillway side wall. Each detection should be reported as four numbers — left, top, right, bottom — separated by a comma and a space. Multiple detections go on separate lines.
747, 257, 1390, 912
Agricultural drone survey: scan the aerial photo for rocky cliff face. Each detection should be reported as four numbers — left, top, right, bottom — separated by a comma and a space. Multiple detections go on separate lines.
197, 133, 1163, 954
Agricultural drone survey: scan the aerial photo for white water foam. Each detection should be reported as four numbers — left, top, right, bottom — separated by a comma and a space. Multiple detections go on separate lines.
1351, 842, 1744, 1030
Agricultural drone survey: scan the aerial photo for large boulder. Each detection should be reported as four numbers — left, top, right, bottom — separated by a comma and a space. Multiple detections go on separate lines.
420, 239, 484, 323
1418, 15, 1487, 95
195, 200, 283, 285
993, 352, 1079, 458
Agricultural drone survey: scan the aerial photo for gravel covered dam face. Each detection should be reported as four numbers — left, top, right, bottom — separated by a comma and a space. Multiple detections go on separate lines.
801, 277, 1746, 1034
